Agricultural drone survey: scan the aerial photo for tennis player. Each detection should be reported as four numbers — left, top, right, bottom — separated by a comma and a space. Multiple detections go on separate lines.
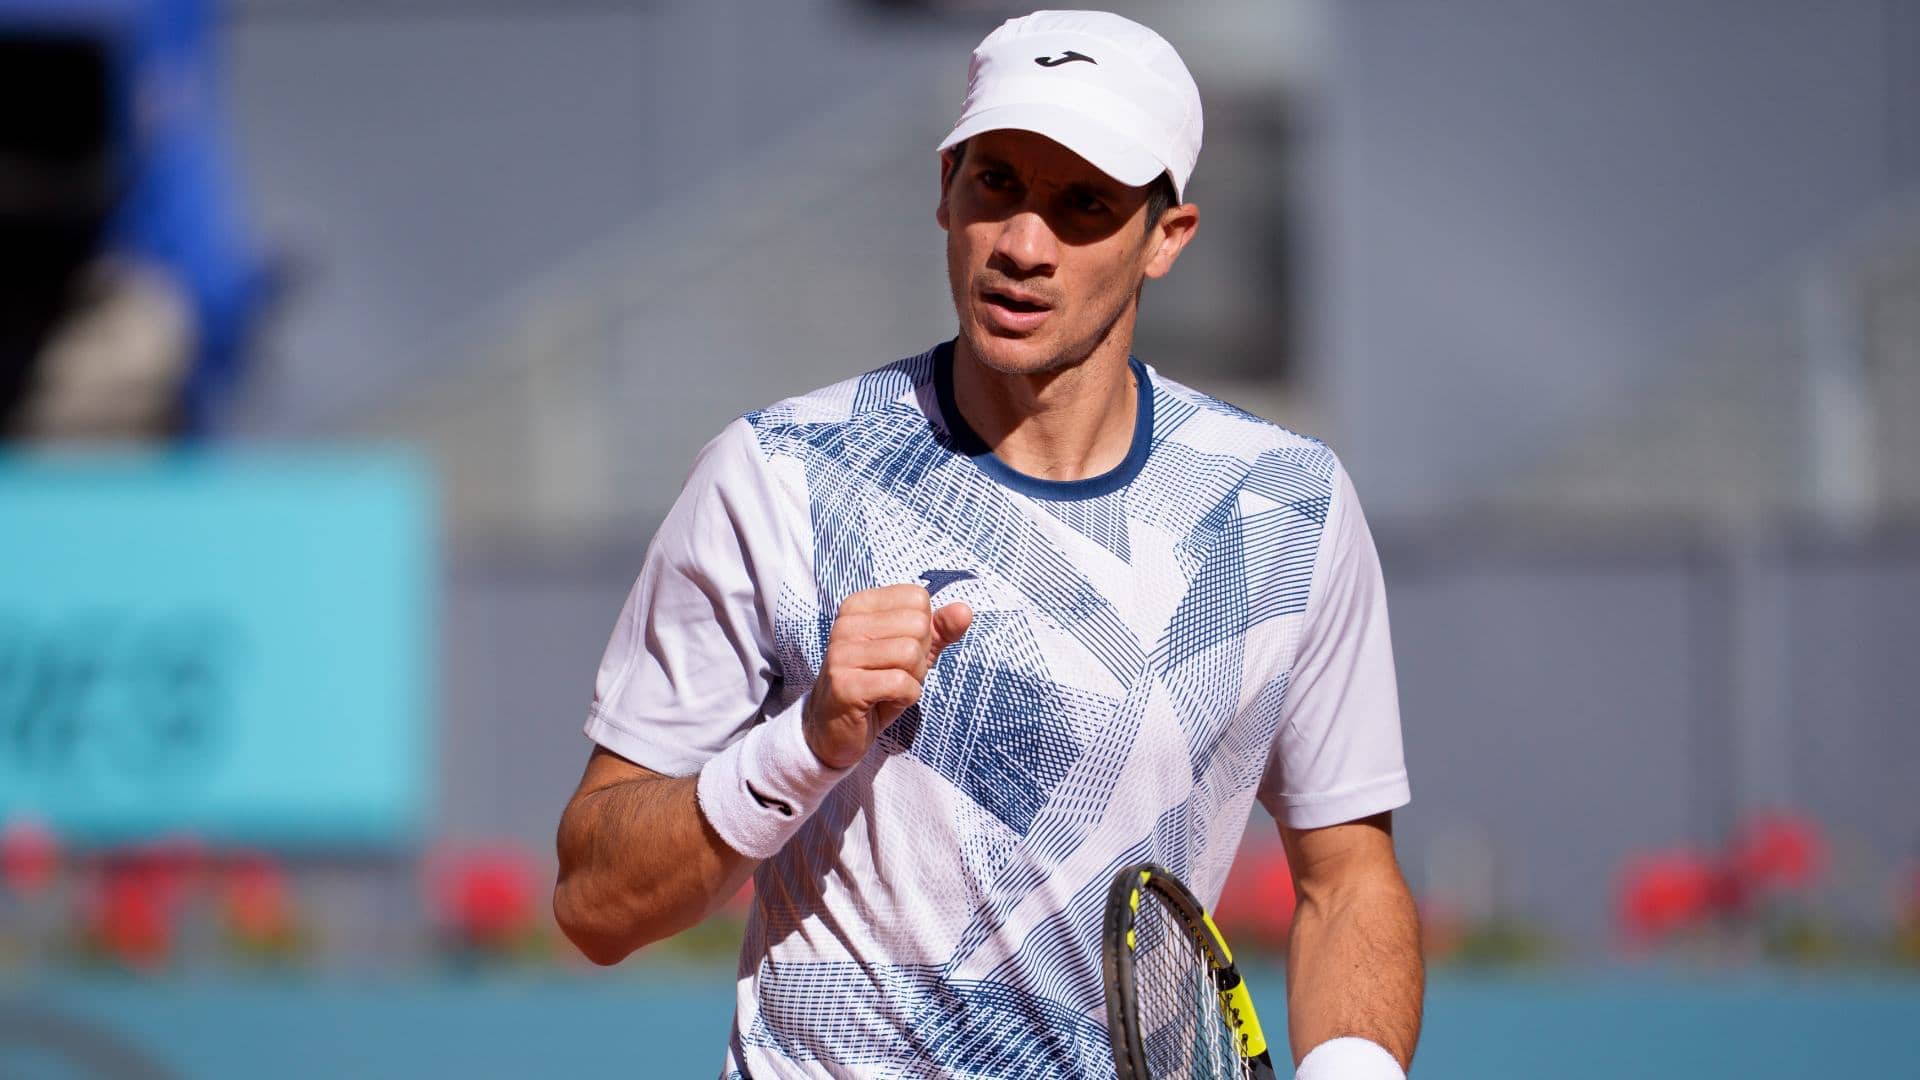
555, 11, 1421, 1078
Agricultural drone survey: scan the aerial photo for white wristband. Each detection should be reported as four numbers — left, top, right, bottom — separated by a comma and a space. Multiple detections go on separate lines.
1295, 1037, 1405, 1080
695, 693, 850, 860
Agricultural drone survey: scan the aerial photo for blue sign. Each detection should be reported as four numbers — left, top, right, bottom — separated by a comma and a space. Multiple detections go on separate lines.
0, 452, 433, 847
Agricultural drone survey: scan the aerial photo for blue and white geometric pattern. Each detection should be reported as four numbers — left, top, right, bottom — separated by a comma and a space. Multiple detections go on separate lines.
719, 341, 1342, 1078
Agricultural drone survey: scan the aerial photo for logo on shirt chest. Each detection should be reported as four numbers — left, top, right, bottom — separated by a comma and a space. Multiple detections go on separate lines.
920, 569, 978, 599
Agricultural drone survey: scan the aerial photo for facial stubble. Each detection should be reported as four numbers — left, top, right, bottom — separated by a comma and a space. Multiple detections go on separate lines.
945, 233, 1150, 380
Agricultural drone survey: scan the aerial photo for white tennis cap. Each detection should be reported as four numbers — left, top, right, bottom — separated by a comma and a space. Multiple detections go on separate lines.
937, 10, 1203, 201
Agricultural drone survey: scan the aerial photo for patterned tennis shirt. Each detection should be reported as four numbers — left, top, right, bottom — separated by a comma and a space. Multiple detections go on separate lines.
585, 340, 1409, 1078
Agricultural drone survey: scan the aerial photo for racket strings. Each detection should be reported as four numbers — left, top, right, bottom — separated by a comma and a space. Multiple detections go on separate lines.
1130, 891, 1252, 1080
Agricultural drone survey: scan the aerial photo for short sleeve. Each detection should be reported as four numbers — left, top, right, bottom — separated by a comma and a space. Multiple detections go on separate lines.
1256, 458, 1410, 829
584, 417, 799, 776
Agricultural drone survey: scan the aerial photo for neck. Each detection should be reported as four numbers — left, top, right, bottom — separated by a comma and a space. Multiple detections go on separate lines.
949, 318, 1140, 484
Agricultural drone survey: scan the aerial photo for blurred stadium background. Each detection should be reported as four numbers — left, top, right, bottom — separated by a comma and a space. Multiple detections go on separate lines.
3, 0, 1918, 1075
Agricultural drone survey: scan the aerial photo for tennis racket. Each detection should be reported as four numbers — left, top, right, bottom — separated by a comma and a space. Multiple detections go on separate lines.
1102, 863, 1278, 1080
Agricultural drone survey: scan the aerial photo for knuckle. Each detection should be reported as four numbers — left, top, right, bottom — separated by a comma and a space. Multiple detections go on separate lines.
839, 588, 884, 616
897, 672, 924, 703
890, 610, 932, 643
885, 582, 931, 606
887, 638, 921, 668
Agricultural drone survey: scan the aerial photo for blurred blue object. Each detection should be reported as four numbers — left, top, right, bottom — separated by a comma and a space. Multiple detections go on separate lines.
1, 0, 269, 435
0, 450, 433, 847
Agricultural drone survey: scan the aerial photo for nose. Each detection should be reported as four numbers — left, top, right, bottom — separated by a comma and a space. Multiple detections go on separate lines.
992, 209, 1059, 276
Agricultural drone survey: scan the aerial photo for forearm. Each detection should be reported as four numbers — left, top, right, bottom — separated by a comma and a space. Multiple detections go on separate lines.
1285, 873, 1424, 1071
553, 773, 754, 964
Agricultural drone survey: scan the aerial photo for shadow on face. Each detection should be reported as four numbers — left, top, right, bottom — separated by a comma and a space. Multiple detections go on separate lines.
937, 129, 1155, 250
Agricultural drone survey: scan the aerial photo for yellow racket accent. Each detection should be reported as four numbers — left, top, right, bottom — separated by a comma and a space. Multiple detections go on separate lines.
1221, 980, 1268, 1058
1103, 862, 1279, 1079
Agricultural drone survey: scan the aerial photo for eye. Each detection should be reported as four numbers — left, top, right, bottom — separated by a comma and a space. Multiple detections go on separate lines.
978, 168, 1013, 191
1067, 190, 1109, 215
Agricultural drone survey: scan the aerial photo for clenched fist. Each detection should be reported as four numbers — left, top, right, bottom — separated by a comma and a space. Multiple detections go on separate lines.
804, 584, 972, 770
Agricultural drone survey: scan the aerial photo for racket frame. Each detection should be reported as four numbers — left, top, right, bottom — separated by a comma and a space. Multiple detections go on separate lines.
1102, 862, 1278, 1080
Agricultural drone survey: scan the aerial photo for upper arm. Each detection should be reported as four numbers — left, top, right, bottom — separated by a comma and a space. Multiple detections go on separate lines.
1279, 810, 1403, 899
569, 744, 669, 806
1257, 457, 1410, 831
584, 417, 805, 775
559, 745, 676, 842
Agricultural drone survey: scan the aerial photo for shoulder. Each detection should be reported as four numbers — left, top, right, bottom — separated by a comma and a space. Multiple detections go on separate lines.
684, 346, 943, 524
1144, 365, 1344, 497
739, 346, 940, 451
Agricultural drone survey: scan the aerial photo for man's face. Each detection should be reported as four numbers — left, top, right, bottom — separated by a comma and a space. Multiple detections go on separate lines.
937, 129, 1187, 377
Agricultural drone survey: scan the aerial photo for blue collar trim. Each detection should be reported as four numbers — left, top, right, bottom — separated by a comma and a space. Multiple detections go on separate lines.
933, 338, 1154, 502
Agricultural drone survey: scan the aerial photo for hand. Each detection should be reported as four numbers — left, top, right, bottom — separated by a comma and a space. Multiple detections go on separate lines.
804, 584, 972, 769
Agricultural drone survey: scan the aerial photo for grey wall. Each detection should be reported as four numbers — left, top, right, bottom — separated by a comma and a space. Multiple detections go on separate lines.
439, 551, 644, 844
1385, 548, 1704, 945
1317, 0, 1915, 517
225, 1, 1920, 518
224, 0, 973, 433
1784, 543, 1920, 922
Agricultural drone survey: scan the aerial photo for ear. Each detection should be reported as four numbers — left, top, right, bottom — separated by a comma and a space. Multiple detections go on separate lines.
1142, 202, 1200, 280
936, 150, 959, 232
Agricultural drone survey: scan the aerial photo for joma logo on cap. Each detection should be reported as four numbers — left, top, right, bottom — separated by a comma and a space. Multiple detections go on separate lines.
1034, 51, 1097, 68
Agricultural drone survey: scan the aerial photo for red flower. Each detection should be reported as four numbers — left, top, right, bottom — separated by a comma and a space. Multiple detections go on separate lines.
1, 818, 60, 897
1704, 858, 1754, 920
1728, 813, 1825, 895
222, 855, 295, 942
106, 835, 210, 913
88, 866, 174, 971
1617, 849, 1715, 942
428, 845, 539, 946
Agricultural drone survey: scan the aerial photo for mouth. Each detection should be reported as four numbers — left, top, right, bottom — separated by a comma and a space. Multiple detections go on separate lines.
979, 287, 1055, 332
983, 288, 1052, 313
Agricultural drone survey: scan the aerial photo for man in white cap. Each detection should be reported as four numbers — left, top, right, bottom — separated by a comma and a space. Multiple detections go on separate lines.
555, 10, 1421, 1078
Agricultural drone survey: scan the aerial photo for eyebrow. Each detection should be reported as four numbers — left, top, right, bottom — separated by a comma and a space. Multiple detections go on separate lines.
968, 151, 1017, 173
970, 151, 1126, 197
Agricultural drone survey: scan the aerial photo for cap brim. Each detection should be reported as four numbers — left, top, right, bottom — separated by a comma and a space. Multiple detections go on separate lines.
937, 102, 1174, 196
